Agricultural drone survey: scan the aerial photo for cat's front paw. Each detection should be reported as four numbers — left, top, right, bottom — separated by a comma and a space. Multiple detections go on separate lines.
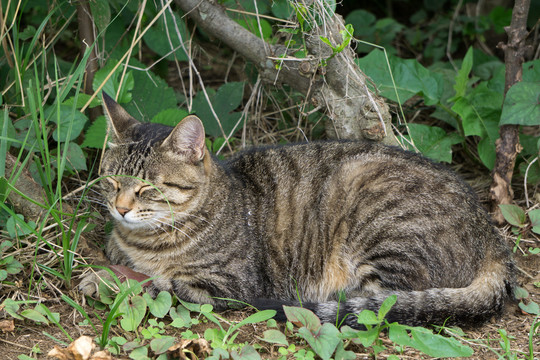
78, 269, 114, 298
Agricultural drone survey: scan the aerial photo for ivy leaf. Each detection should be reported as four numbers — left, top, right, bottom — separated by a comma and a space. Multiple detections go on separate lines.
259, 329, 288, 346
283, 306, 321, 332
529, 209, 540, 234
519, 301, 540, 316
143, 291, 172, 318
119, 295, 147, 332
500, 81, 540, 126
298, 323, 341, 360
231, 344, 261, 360
150, 336, 176, 355
499, 204, 527, 228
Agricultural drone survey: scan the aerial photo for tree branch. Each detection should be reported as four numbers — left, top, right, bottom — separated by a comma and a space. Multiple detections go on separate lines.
490, 0, 530, 223
174, 0, 396, 144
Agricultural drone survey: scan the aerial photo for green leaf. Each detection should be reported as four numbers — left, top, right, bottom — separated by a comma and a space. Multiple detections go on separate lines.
377, 295, 397, 320
283, 306, 321, 332
519, 301, 540, 315
271, 0, 294, 19
500, 81, 540, 126
193, 82, 245, 137
124, 58, 177, 122
143, 11, 189, 61
18, 355, 36, 360
529, 209, 540, 234
334, 340, 356, 360
499, 204, 527, 227
513, 286, 529, 299
150, 336, 176, 355
388, 324, 474, 358
405, 124, 463, 163
21, 309, 49, 325
89, 0, 111, 35
298, 323, 341, 360
477, 137, 496, 171
355, 309, 380, 326
81, 116, 108, 149
0, 270, 7, 281
260, 329, 288, 346
5, 256, 23, 274
6, 214, 36, 238
119, 295, 147, 332
62, 142, 87, 171
356, 50, 443, 105
93, 60, 134, 104
236, 18, 272, 40
63, 94, 101, 109
231, 345, 261, 360
151, 108, 190, 127
143, 291, 172, 318
2, 299, 23, 320
19, 26, 37, 41
0, 111, 17, 142
452, 47, 474, 100
46, 105, 88, 142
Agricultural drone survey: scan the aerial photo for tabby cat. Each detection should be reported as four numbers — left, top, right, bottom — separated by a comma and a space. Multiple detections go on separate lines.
80, 93, 515, 328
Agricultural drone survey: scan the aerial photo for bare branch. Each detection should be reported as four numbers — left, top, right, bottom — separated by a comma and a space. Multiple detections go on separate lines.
174, 0, 396, 144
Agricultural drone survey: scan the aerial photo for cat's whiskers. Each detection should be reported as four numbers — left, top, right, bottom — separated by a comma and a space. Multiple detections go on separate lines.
152, 218, 194, 241
154, 210, 213, 229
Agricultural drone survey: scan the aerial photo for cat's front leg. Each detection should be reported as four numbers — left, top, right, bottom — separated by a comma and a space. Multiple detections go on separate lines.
147, 278, 229, 310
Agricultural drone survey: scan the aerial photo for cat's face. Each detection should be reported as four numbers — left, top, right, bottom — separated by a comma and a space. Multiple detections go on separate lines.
99, 93, 210, 231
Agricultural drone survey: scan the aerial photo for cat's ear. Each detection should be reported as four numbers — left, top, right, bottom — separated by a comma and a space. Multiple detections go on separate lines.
102, 92, 139, 140
161, 115, 206, 162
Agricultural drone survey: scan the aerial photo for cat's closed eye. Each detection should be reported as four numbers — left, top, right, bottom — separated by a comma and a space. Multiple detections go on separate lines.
163, 182, 196, 191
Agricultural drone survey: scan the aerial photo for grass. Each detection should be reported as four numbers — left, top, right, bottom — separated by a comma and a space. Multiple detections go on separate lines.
1, 0, 539, 359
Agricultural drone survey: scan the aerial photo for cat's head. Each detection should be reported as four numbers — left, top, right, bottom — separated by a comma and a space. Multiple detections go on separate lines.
99, 93, 213, 231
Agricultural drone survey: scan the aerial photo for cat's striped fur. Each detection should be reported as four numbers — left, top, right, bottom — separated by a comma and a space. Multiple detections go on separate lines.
80, 93, 515, 328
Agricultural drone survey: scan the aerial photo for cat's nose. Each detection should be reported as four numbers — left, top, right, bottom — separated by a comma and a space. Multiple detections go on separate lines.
116, 207, 130, 216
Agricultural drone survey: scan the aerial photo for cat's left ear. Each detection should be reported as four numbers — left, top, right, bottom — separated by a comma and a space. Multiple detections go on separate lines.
161, 115, 206, 162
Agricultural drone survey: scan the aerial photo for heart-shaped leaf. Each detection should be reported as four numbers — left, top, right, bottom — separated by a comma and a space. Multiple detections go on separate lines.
298, 323, 341, 360
119, 295, 147, 331
143, 291, 172, 318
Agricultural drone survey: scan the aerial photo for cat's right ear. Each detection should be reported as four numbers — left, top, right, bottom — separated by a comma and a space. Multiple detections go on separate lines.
102, 92, 139, 141
161, 115, 206, 163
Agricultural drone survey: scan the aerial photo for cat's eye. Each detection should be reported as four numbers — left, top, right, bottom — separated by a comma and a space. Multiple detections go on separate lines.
135, 185, 153, 196
105, 177, 120, 191
163, 182, 196, 191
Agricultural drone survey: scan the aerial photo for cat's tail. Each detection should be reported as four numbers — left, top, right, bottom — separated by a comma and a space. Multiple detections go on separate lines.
254, 261, 516, 328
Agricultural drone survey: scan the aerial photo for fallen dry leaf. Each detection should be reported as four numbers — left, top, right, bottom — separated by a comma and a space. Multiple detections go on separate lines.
109, 264, 152, 287
167, 338, 211, 359
0, 319, 15, 332
90, 350, 113, 360
48, 336, 94, 360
